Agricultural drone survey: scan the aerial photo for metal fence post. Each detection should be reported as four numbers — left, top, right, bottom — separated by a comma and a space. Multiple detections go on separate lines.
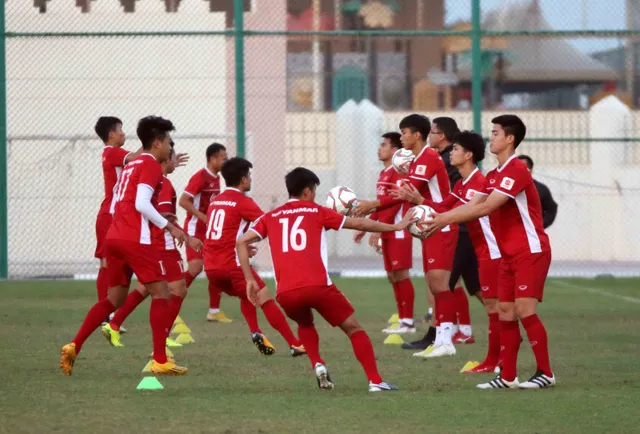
234, 0, 246, 158
0, 1, 8, 279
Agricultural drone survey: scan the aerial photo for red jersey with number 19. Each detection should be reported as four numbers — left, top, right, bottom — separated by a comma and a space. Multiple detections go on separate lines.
107, 153, 164, 245
250, 200, 346, 294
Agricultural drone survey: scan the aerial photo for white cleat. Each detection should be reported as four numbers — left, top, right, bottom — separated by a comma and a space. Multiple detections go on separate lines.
477, 375, 520, 390
369, 381, 399, 392
422, 344, 456, 358
519, 371, 556, 389
412, 345, 435, 358
314, 363, 334, 390
382, 323, 416, 334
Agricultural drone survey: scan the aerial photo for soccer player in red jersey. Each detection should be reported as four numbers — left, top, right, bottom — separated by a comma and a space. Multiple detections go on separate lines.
425, 115, 555, 389
356, 114, 459, 358
203, 157, 305, 356
94, 117, 141, 302
179, 143, 232, 322
60, 116, 201, 376
399, 131, 502, 372
101, 145, 187, 349
237, 167, 415, 392
353, 132, 415, 334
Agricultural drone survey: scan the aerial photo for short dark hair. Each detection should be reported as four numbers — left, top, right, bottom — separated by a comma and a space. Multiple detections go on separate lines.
94, 116, 122, 143
382, 132, 402, 149
491, 114, 526, 148
453, 131, 485, 164
518, 154, 534, 170
433, 117, 460, 142
399, 114, 431, 141
206, 143, 226, 161
285, 167, 320, 197
136, 116, 175, 150
221, 157, 252, 187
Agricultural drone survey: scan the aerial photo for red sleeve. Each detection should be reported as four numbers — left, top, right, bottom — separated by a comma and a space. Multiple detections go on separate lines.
105, 147, 131, 167
250, 214, 269, 239
377, 175, 427, 211
321, 207, 347, 231
369, 211, 379, 221
493, 165, 531, 199
241, 198, 265, 223
157, 181, 174, 214
183, 172, 203, 197
138, 160, 163, 191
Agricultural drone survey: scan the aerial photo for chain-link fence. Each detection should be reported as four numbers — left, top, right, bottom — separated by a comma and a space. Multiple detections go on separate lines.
3, 0, 640, 278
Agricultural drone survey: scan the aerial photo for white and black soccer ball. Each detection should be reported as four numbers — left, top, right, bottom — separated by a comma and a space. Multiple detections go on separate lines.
391, 148, 415, 176
326, 186, 358, 216
408, 205, 436, 238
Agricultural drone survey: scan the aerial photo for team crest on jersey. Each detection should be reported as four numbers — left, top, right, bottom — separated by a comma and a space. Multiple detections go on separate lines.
377, 186, 386, 196
465, 189, 477, 200
489, 178, 496, 184
415, 165, 426, 176
396, 180, 403, 187
500, 177, 515, 190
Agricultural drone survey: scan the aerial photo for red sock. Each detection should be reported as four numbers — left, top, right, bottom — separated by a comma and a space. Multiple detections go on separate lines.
184, 272, 196, 289
109, 290, 146, 331
484, 313, 501, 365
349, 330, 383, 384
150, 298, 170, 364
167, 294, 185, 338
73, 299, 115, 353
453, 286, 471, 326
396, 278, 415, 320
261, 299, 300, 346
390, 282, 403, 318
521, 314, 552, 377
208, 281, 221, 310
96, 267, 108, 301
240, 298, 261, 334
499, 320, 521, 382
434, 291, 456, 324
298, 325, 324, 367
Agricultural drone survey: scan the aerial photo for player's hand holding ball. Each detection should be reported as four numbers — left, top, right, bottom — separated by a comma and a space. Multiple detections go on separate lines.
326, 186, 359, 216
407, 205, 436, 239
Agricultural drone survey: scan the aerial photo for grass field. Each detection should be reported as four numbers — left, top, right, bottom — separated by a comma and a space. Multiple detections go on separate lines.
1, 277, 639, 434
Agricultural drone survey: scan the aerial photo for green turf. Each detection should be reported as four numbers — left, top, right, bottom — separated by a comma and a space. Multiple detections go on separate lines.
1, 278, 639, 433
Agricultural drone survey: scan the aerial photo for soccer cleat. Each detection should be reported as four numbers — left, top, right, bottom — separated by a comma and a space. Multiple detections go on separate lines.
314, 363, 334, 390
165, 337, 183, 348
421, 344, 457, 358
519, 370, 556, 389
101, 323, 124, 347
369, 381, 399, 392
382, 322, 416, 334
207, 311, 233, 323
452, 332, 475, 344
464, 361, 498, 374
252, 332, 276, 356
412, 345, 435, 357
150, 360, 188, 376
401, 337, 433, 351
119, 326, 128, 334
290, 345, 307, 357
477, 375, 520, 389
60, 343, 77, 376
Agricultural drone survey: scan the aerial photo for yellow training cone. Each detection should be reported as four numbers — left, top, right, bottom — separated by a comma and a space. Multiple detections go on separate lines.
141, 360, 153, 373
383, 334, 404, 345
175, 333, 195, 344
171, 323, 192, 334
387, 313, 399, 324
173, 315, 185, 325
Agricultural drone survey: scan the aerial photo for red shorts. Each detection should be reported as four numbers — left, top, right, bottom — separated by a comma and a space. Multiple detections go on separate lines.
94, 213, 113, 259
381, 236, 413, 272
498, 251, 551, 302
105, 239, 165, 287
160, 250, 185, 283
478, 258, 501, 299
276, 285, 355, 327
205, 267, 265, 298
421, 228, 458, 272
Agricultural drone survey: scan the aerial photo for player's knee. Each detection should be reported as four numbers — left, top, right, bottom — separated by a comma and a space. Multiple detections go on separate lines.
484, 298, 498, 314
426, 271, 449, 294
188, 261, 203, 275
256, 287, 271, 306
514, 298, 537, 319
170, 282, 187, 298
108, 287, 128, 308
339, 315, 362, 336
497, 302, 516, 320
386, 273, 396, 284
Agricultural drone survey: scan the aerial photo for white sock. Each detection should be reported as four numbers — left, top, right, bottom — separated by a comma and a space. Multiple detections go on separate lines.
428, 307, 433, 316
108, 312, 115, 321
439, 322, 454, 346
459, 325, 473, 336
401, 318, 414, 327
209, 308, 220, 314
452, 324, 460, 335
434, 326, 442, 346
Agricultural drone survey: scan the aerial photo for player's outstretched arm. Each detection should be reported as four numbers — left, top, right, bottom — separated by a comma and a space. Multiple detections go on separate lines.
236, 231, 262, 306
343, 208, 415, 233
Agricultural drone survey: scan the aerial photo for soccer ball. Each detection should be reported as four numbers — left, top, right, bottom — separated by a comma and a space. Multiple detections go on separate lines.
407, 205, 436, 238
392, 148, 415, 175
326, 186, 358, 216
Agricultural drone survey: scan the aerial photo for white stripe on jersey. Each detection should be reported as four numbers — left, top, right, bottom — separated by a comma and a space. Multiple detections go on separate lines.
187, 193, 201, 236
478, 216, 501, 259
320, 227, 333, 286
514, 191, 542, 254
140, 214, 151, 245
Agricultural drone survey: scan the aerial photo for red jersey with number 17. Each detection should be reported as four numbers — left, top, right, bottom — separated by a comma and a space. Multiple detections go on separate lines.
203, 188, 265, 270
250, 200, 346, 294
106, 153, 164, 245
99, 146, 131, 216
151, 176, 178, 251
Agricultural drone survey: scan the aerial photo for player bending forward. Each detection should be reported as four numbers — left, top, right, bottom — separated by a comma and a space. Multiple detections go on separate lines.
424, 115, 555, 389
237, 167, 415, 392
60, 116, 200, 376
101, 145, 187, 349
203, 157, 305, 356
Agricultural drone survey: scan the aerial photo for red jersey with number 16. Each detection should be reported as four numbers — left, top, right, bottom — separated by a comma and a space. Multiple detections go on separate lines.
250, 200, 346, 294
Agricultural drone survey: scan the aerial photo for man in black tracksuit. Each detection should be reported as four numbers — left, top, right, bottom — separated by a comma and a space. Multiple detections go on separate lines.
402, 117, 482, 350
517, 155, 558, 228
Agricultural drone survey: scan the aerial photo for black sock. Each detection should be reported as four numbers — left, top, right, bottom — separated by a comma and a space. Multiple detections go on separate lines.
425, 326, 436, 341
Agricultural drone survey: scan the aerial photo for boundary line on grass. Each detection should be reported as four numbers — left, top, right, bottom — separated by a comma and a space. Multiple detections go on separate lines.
555, 280, 640, 304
